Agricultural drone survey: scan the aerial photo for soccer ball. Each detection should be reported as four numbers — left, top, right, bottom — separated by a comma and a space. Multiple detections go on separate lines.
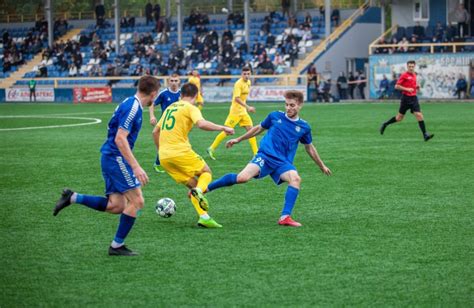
155, 198, 176, 218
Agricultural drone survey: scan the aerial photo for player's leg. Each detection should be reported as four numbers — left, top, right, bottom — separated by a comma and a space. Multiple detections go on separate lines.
53, 188, 110, 215
278, 169, 302, 227
380, 99, 407, 135
153, 152, 165, 173
414, 111, 434, 141
207, 162, 261, 192
109, 188, 144, 256
242, 115, 258, 155
207, 114, 237, 159
189, 163, 212, 211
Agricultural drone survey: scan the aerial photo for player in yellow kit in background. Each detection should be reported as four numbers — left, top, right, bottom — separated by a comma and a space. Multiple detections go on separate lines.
207, 67, 258, 160
152, 83, 234, 228
188, 70, 204, 110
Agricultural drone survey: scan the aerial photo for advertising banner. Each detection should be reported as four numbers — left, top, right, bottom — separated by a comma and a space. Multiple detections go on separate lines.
203, 85, 307, 102
6, 87, 55, 102
73, 87, 112, 103
369, 53, 473, 99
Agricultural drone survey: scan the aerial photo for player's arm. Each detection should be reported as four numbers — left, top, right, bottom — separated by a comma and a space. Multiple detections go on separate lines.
303, 143, 332, 176
196, 119, 234, 135
115, 128, 149, 185
394, 77, 414, 93
226, 125, 265, 148
149, 103, 157, 126
234, 97, 255, 113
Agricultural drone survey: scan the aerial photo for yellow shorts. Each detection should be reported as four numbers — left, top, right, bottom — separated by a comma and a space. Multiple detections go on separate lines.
160, 151, 206, 184
224, 113, 254, 127
196, 93, 204, 104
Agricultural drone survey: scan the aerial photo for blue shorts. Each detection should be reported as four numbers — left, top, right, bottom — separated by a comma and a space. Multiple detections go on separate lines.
101, 154, 141, 195
251, 153, 296, 185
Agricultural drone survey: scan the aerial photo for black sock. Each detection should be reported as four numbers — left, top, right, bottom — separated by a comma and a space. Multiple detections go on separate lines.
384, 116, 397, 126
418, 120, 427, 135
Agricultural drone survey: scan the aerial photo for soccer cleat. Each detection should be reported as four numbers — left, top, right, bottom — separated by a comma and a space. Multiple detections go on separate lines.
380, 123, 387, 135
207, 147, 216, 160
197, 217, 222, 228
278, 216, 302, 227
108, 245, 139, 256
53, 188, 74, 216
154, 164, 165, 173
190, 187, 209, 211
424, 133, 434, 142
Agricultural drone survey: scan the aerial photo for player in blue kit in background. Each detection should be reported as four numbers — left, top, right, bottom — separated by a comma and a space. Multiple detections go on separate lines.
149, 73, 181, 173
53, 76, 160, 256
207, 90, 332, 227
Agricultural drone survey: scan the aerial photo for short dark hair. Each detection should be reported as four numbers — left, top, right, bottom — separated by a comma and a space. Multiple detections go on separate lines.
242, 67, 251, 73
284, 90, 304, 104
181, 82, 199, 98
407, 60, 416, 65
138, 76, 160, 95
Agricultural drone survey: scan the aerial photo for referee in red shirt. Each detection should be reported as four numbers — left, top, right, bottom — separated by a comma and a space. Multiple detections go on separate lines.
380, 60, 434, 141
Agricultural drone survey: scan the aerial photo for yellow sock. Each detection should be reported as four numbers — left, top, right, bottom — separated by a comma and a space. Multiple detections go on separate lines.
197, 172, 212, 192
190, 196, 206, 216
249, 137, 258, 155
210, 131, 227, 151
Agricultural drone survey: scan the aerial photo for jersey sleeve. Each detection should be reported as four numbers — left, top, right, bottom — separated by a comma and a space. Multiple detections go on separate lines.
189, 105, 204, 124
300, 126, 313, 144
260, 112, 274, 129
154, 92, 163, 106
119, 100, 139, 132
233, 81, 242, 98
396, 74, 405, 86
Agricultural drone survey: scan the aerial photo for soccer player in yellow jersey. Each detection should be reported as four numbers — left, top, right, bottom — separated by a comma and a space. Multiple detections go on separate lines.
207, 67, 258, 160
188, 70, 204, 110
152, 83, 234, 228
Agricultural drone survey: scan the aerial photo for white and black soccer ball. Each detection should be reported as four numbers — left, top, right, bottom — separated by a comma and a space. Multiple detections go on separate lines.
155, 198, 176, 218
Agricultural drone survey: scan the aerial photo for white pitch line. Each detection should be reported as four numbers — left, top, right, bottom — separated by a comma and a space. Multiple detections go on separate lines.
0, 115, 102, 131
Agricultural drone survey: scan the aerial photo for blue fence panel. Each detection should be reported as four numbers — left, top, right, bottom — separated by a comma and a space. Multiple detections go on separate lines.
112, 88, 135, 103
54, 88, 74, 103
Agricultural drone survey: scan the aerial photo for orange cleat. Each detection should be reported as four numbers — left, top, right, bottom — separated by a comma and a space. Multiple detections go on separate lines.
278, 215, 302, 227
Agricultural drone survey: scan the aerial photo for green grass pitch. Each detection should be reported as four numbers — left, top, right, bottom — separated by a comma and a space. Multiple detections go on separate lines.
1, 101, 473, 306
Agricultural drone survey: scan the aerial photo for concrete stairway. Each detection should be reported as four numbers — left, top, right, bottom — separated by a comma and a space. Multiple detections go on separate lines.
1, 28, 82, 89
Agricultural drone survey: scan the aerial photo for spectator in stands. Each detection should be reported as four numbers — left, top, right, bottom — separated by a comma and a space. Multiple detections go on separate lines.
331, 8, 340, 27
374, 37, 389, 54
336, 72, 348, 100
307, 64, 318, 89
389, 37, 398, 54
38, 60, 48, 77
120, 16, 129, 28
408, 36, 419, 53
239, 41, 248, 54
68, 63, 78, 77
454, 74, 467, 99
302, 25, 312, 41
397, 37, 409, 53
281, 0, 290, 18
434, 22, 445, 41
266, 32, 276, 47
216, 62, 230, 86
452, 3, 470, 38
223, 28, 233, 42
357, 71, 366, 99
258, 56, 275, 75
261, 19, 271, 36
145, 1, 153, 25
273, 52, 286, 74
95, 2, 106, 28
413, 22, 425, 39
379, 75, 389, 99
304, 12, 313, 28
154, 3, 161, 23
232, 53, 245, 68
286, 38, 299, 66
348, 72, 355, 99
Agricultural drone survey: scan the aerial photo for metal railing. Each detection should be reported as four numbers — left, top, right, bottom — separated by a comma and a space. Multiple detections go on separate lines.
0, 0, 366, 23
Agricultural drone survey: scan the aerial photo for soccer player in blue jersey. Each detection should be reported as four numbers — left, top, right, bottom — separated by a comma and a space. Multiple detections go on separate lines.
53, 76, 160, 256
207, 90, 332, 227
149, 73, 181, 173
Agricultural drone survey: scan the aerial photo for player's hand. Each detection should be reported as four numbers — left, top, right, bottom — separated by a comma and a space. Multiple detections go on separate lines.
226, 139, 239, 148
320, 165, 332, 176
223, 126, 235, 135
247, 106, 256, 113
133, 166, 149, 185
407, 88, 414, 93
150, 116, 157, 126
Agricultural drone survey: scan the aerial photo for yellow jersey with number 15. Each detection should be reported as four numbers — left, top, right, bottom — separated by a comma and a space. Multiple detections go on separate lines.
230, 78, 251, 116
157, 100, 203, 159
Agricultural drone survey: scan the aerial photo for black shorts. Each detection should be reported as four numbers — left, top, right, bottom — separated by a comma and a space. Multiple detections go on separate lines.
399, 95, 421, 114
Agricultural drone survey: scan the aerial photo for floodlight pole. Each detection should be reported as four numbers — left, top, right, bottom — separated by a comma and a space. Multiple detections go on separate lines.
166, 0, 171, 18
114, 0, 120, 55
293, 0, 297, 13
45, 0, 53, 48
325, 0, 331, 39
176, 0, 182, 47
244, 0, 249, 47
228, 0, 232, 12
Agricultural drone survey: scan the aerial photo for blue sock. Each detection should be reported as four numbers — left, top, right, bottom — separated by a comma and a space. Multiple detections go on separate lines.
76, 194, 108, 211
155, 154, 160, 165
207, 173, 237, 191
113, 213, 136, 245
281, 186, 299, 216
